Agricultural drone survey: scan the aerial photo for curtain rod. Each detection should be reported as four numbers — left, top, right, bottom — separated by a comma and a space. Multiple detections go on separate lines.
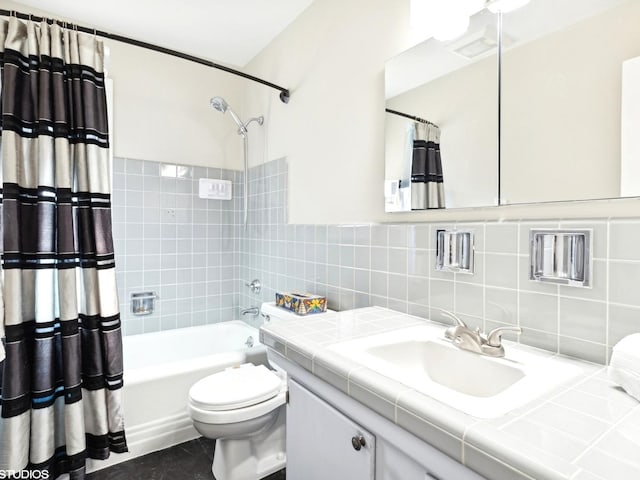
0, 8, 291, 104
385, 108, 438, 127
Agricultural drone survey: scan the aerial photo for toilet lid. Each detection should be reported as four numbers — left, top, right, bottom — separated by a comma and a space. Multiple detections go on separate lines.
189, 364, 283, 411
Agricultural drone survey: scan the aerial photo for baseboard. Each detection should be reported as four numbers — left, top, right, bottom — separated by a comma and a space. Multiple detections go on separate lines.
87, 412, 201, 473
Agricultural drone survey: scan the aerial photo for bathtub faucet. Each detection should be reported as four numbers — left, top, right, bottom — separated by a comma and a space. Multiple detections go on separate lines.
241, 306, 260, 316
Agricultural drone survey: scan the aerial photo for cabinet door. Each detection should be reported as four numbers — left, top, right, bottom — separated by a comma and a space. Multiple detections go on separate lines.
287, 379, 375, 480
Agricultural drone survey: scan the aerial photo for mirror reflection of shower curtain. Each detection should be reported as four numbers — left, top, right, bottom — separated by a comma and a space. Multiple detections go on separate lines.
410, 122, 445, 209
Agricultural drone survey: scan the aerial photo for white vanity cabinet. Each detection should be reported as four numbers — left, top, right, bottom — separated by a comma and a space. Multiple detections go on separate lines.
276, 353, 485, 480
287, 379, 375, 480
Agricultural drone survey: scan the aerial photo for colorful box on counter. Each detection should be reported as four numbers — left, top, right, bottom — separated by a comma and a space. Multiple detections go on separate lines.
275, 292, 327, 315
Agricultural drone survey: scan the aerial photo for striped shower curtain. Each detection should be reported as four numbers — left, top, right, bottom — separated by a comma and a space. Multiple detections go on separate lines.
0, 17, 127, 479
410, 122, 445, 209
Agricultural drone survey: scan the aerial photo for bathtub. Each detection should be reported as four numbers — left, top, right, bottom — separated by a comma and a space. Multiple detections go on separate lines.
88, 320, 265, 472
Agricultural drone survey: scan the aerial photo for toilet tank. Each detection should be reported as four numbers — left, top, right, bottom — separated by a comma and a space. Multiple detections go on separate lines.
260, 301, 334, 323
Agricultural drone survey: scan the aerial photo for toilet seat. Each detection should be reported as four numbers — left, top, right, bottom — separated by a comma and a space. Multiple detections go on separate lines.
189, 389, 287, 425
190, 364, 282, 411
188, 364, 287, 424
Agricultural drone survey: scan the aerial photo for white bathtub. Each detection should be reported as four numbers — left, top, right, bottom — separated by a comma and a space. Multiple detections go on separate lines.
88, 321, 265, 472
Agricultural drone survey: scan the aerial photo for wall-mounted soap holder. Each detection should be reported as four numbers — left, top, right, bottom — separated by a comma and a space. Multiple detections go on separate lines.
529, 229, 591, 287
131, 292, 159, 315
436, 229, 475, 274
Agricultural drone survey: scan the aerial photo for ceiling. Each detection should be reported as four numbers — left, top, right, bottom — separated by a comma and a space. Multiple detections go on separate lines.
12, 0, 315, 67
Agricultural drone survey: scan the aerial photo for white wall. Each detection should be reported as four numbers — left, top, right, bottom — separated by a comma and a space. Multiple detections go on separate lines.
242, 0, 416, 224
106, 41, 244, 169
0, 0, 245, 170
621, 55, 640, 196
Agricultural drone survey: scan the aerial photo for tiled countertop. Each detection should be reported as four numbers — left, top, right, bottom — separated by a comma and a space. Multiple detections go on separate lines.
259, 307, 640, 480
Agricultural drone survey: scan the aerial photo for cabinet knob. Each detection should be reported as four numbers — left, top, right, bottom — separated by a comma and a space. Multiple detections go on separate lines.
351, 435, 366, 451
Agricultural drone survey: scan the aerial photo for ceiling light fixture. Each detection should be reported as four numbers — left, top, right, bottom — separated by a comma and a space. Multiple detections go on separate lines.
485, 0, 531, 14
432, 10, 471, 41
411, 0, 485, 42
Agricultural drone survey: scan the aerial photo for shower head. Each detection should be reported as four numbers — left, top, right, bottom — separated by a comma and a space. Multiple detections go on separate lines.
210, 96, 246, 133
209, 96, 264, 230
210, 96, 228, 113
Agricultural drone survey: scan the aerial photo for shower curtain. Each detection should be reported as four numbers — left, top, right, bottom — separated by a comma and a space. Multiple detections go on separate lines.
410, 122, 445, 209
0, 17, 127, 479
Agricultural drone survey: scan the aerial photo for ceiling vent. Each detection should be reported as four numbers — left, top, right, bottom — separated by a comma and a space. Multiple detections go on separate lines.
448, 25, 513, 59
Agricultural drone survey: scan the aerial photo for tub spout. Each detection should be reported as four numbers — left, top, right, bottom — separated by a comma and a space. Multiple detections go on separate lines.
241, 307, 259, 316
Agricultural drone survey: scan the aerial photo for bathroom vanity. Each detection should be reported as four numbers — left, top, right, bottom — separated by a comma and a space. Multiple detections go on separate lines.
284, 359, 482, 480
260, 307, 640, 480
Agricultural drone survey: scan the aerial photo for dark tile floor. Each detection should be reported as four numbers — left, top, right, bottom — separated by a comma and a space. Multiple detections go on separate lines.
87, 438, 286, 480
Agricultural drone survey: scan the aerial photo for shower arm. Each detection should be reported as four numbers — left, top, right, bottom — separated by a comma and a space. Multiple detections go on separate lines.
245, 117, 264, 127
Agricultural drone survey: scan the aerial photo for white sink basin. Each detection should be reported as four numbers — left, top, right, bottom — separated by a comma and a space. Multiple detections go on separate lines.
366, 339, 526, 398
328, 324, 582, 418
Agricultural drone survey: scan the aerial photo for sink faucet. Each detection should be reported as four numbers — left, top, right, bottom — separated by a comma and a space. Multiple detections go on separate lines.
441, 311, 522, 358
241, 306, 260, 316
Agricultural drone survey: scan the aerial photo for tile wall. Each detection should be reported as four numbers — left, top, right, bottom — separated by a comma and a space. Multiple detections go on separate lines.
239, 158, 288, 327
240, 160, 640, 365
112, 156, 640, 364
112, 157, 242, 335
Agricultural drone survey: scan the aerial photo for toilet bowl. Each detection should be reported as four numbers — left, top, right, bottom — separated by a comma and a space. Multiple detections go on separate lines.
187, 302, 333, 480
188, 363, 287, 480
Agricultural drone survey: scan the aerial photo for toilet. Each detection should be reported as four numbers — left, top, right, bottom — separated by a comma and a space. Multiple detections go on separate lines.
187, 302, 332, 480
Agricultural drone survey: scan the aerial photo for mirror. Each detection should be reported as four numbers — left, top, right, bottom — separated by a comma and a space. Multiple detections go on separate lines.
500, 0, 640, 204
384, 9, 500, 212
385, 0, 640, 212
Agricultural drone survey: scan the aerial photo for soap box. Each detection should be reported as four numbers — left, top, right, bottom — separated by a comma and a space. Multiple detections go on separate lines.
275, 292, 327, 315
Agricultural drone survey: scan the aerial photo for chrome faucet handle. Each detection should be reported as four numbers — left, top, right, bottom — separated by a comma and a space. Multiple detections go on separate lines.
440, 310, 467, 328
486, 326, 522, 347
244, 279, 261, 294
